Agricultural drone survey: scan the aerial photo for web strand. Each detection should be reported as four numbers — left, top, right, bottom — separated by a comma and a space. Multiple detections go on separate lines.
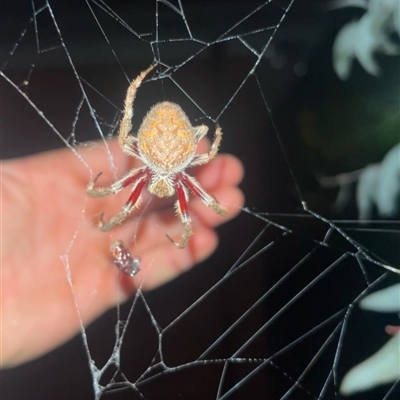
2, 1, 399, 399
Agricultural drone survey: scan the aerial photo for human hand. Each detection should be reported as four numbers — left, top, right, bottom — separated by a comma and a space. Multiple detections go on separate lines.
1, 139, 244, 367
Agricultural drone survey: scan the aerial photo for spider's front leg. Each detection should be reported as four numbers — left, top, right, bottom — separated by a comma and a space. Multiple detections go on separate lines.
167, 182, 193, 249
118, 64, 156, 152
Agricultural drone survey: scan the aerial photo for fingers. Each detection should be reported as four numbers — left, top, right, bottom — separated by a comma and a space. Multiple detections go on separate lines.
197, 152, 244, 188
189, 153, 244, 225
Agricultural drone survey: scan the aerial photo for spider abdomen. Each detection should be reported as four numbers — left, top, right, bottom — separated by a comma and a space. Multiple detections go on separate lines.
138, 102, 196, 172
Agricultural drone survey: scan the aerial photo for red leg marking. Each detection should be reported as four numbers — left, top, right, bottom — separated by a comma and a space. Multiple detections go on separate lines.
180, 174, 207, 203
167, 179, 192, 248
179, 172, 226, 216
123, 168, 149, 188
125, 174, 149, 207
176, 182, 189, 222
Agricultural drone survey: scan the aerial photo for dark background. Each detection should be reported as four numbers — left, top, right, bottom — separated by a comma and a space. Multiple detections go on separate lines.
1, 1, 399, 399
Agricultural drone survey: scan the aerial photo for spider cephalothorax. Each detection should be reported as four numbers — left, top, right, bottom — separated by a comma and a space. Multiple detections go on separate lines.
87, 64, 226, 248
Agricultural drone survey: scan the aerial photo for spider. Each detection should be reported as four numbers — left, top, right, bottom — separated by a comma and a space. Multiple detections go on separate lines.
87, 64, 227, 248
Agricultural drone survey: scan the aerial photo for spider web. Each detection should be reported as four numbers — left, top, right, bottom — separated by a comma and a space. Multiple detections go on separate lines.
1, 1, 399, 399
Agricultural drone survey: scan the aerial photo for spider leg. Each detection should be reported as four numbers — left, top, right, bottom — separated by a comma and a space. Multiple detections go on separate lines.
98, 174, 149, 231
118, 64, 156, 151
121, 136, 140, 158
87, 167, 148, 197
193, 124, 209, 142
166, 182, 193, 249
189, 125, 222, 167
181, 172, 227, 216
